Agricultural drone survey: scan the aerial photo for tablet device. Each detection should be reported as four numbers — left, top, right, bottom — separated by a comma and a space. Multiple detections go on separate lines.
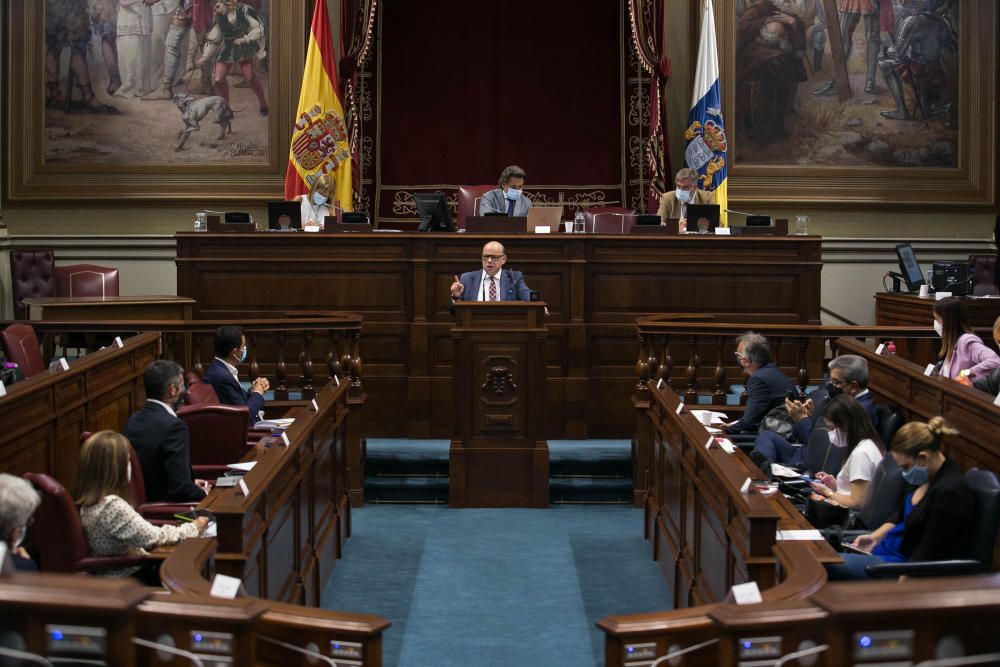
267, 201, 301, 230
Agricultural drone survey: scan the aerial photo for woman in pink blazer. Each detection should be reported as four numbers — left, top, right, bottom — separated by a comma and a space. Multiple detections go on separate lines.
933, 297, 1000, 380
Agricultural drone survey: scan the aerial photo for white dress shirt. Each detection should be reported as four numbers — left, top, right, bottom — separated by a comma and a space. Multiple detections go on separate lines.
146, 398, 177, 418
214, 356, 241, 384
477, 270, 503, 301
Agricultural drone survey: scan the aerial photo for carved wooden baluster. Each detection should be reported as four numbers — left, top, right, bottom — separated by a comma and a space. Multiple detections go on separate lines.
275, 331, 288, 399
661, 334, 673, 387
300, 330, 315, 398
797, 336, 810, 398
685, 335, 700, 404
350, 330, 363, 391
635, 333, 650, 394
713, 335, 726, 404
163, 332, 176, 363
830, 336, 840, 360
248, 331, 260, 381
191, 332, 205, 377
326, 329, 340, 382
739, 334, 749, 406
330, 331, 343, 380
647, 334, 659, 388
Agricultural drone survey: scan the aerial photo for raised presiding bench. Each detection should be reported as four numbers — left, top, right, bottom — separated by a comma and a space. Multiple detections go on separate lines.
0, 331, 158, 488
23, 295, 195, 321
175, 232, 822, 439
199, 378, 357, 605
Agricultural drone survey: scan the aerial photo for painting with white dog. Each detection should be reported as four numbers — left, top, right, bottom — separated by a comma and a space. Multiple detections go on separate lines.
44, 0, 270, 163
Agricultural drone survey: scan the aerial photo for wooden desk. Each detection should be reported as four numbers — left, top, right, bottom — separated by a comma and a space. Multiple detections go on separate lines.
0, 331, 158, 488
175, 232, 822, 438
200, 379, 355, 605
24, 295, 195, 321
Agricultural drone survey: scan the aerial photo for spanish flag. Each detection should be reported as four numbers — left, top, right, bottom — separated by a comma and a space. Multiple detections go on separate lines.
283, 0, 352, 209
685, 0, 727, 226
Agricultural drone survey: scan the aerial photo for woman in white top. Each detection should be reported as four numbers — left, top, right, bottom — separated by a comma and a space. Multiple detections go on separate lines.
75, 431, 208, 578
810, 394, 884, 509
298, 173, 339, 230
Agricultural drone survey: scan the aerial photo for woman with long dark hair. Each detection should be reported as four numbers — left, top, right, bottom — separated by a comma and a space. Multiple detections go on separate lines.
932, 297, 1000, 380
810, 394, 884, 509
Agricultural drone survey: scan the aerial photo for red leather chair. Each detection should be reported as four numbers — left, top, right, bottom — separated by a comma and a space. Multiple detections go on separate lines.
457, 185, 494, 229
582, 207, 636, 234
23, 472, 146, 573
178, 404, 253, 478
54, 264, 120, 298
183, 382, 220, 406
9, 249, 54, 319
1, 323, 46, 378
969, 254, 999, 296
184, 371, 203, 387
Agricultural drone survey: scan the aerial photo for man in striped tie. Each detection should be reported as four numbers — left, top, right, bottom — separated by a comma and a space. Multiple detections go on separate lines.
449, 241, 534, 308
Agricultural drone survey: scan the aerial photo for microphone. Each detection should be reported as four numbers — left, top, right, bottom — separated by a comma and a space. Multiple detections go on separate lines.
774, 644, 829, 666
724, 208, 760, 217
0, 646, 53, 666
724, 208, 773, 226
133, 638, 207, 666
259, 636, 339, 665
650, 638, 719, 665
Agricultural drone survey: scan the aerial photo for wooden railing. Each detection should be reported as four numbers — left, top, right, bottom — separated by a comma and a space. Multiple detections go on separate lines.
3, 315, 363, 400
634, 317, 956, 406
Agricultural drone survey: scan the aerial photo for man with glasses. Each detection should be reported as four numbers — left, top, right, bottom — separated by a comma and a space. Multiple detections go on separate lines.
449, 241, 533, 309
724, 332, 794, 435
752, 354, 877, 465
656, 167, 716, 228
123, 360, 210, 502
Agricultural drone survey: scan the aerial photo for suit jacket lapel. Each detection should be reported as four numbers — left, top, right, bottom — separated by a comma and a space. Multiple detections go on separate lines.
499, 271, 510, 301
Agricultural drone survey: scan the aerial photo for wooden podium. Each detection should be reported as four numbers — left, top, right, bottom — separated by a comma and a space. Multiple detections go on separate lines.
450, 301, 549, 507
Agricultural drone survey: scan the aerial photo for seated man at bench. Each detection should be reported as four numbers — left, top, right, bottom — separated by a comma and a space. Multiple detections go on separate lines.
723, 332, 794, 436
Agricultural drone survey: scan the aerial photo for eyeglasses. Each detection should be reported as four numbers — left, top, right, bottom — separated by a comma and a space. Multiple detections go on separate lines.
482, 254, 504, 262
829, 377, 847, 387
734, 352, 748, 360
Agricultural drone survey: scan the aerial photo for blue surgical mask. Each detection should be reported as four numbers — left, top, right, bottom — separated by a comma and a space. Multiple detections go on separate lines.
676, 188, 692, 203
239, 346, 247, 363
312, 192, 328, 206
504, 188, 522, 201
902, 464, 929, 486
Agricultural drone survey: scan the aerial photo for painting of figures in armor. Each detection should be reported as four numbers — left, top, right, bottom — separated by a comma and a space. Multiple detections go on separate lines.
733, 0, 958, 168
44, 0, 271, 164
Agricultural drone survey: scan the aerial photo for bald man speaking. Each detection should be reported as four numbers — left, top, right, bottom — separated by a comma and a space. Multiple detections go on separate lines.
450, 240, 533, 306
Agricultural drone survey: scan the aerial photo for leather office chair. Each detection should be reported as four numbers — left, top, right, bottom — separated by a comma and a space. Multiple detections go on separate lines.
9, 249, 54, 320
582, 207, 636, 234
178, 404, 253, 478
23, 472, 146, 573
969, 254, 999, 296
866, 468, 1000, 578
183, 381, 220, 406
184, 371, 203, 387
874, 405, 904, 448
1, 323, 46, 378
457, 185, 494, 229
54, 263, 120, 298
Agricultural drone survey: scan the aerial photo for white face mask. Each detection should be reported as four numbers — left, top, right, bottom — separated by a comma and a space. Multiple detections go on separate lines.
126, 461, 132, 483
828, 428, 847, 448
933, 320, 943, 336
12, 525, 25, 550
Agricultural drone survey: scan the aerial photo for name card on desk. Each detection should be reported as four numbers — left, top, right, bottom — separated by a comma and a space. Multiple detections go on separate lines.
210, 574, 242, 599
656, 378, 665, 390
730, 582, 763, 605
875, 343, 886, 355
311, 398, 319, 411
113, 336, 124, 349
534, 226, 551, 234
994, 391, 1000, 407
238, 478, 249, 497
675, 402, 684, 415
48, 358, 70, 373
714, 227, 731, 235
935, 291, 953, 300
924, 363, 936, 376
280, 432, 290, 446
0, 381, 5, 398
335, 375, 341, 387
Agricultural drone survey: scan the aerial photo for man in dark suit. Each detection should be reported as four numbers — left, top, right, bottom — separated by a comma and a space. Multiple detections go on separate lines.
753, 354, 879, 465
203, 325, 269, 425
449, 240, 533, 307
122, 360, 208, 503
724, 332, 794, 435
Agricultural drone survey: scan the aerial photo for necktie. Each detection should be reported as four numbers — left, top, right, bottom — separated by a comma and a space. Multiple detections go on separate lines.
488, 277, 497, 302
506, 198, 516, 216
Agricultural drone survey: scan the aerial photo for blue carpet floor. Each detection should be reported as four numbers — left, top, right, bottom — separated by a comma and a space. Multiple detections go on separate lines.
321, 505, 670, 667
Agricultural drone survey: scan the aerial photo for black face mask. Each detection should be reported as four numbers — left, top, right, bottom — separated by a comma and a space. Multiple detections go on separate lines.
826, 383, 843, 399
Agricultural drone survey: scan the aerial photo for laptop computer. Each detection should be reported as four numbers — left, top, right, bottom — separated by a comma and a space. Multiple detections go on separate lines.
684, 204, 720, 234
527, 206, 563, 233
267, 201, 301, 231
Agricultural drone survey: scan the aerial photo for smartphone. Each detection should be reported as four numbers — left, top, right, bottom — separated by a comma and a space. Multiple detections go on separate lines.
786, 388, 801, 403
842, 542, 873, 555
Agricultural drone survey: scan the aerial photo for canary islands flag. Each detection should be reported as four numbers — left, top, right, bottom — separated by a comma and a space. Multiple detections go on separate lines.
684, 0, 727, 226
284, 0, 352, 209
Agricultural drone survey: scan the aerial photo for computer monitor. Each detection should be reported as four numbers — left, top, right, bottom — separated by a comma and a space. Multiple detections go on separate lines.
267, 201, 301, 230
684, 204, 720, 233
415, 192, 455, 232
895, 243, 925, 292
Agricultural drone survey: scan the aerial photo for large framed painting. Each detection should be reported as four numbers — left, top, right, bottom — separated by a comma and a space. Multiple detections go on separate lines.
4, 0, 305, 202
717, 0, 996, 207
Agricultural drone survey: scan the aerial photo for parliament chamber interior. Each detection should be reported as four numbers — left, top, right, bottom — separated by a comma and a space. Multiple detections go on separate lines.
1, 0, 999, 665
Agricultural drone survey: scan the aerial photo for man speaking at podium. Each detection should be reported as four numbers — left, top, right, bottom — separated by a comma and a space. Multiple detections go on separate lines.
450, 241, 533, 306
478, 165, 533, 217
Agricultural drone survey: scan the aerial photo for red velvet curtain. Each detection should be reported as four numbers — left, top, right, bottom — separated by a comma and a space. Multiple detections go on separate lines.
628, 0, 672, 212
374, 0, 624, 223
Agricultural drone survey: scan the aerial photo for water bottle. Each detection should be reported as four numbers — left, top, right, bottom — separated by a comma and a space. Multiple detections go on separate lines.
886, 341, 896, 356
573, 211, 585, 234
194, 211, 208, 232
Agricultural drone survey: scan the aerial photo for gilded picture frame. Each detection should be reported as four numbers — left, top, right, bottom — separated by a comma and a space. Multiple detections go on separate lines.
3, 1, 306, 202
716, 0, 996, 207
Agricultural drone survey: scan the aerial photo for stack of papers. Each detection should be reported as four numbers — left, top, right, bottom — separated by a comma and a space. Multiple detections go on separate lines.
252, 418, 295, 431
776, 529, 824, 541
226, 461, 257, 472
770, 463, 804, 479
